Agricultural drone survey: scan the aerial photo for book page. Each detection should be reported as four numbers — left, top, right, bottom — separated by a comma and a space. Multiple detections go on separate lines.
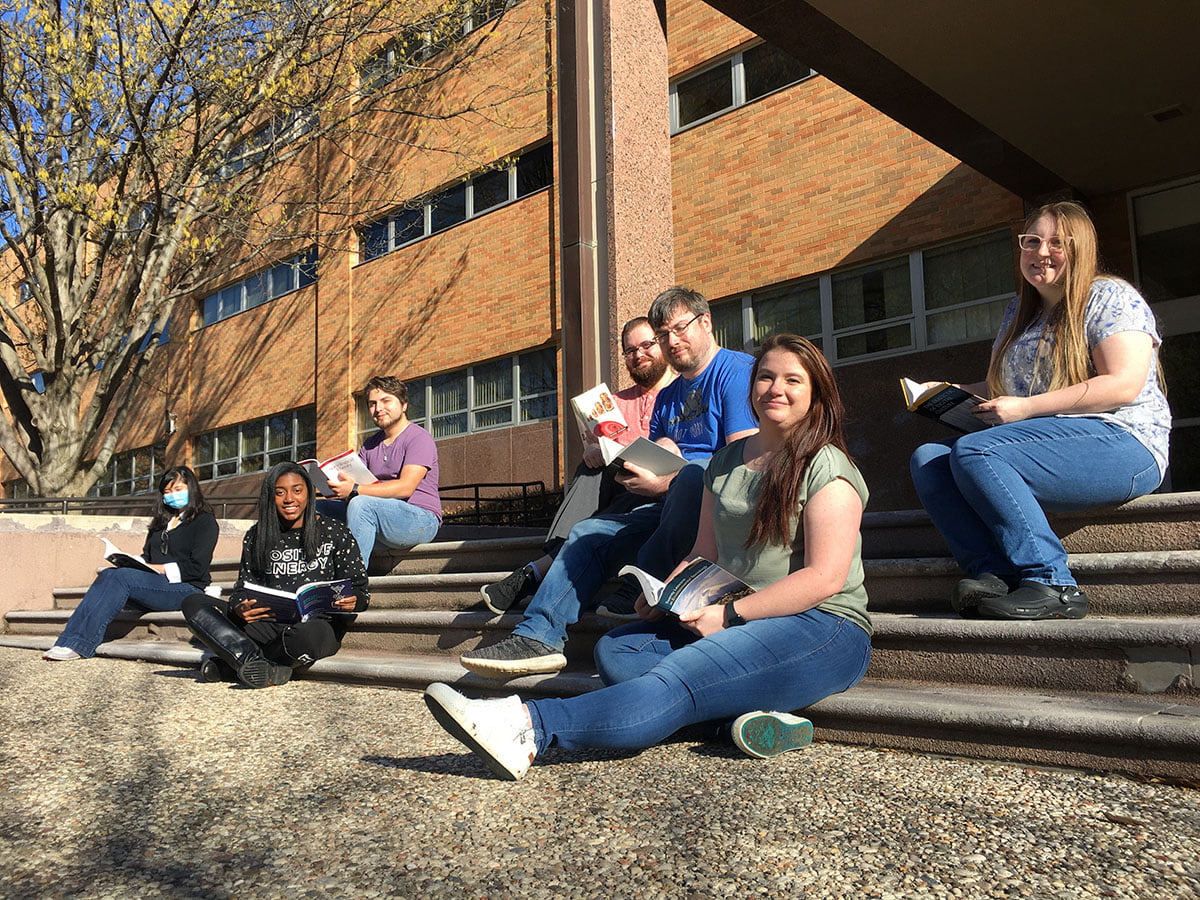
319, 450, 378, 486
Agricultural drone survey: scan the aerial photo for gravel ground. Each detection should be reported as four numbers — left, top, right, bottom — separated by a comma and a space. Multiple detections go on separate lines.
2, 646, 1198, 900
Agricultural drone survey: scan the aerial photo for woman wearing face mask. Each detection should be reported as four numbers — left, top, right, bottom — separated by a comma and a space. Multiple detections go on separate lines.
43, 466, 219, 661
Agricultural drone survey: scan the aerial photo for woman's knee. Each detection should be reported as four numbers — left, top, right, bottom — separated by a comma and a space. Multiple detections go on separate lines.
909, 441, 953, 489
181, 592, 217, 620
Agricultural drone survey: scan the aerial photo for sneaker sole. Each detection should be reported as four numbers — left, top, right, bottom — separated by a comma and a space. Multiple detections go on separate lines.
238, 658, 275, 689
459, 653, 567, 678
423, 683, 527, 780
732, 711, 814, 759
480, 586, 516, 616
976, 599, 1089, 620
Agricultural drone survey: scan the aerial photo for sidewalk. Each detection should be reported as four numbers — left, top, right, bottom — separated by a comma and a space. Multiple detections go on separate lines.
2, 647, 1197, 900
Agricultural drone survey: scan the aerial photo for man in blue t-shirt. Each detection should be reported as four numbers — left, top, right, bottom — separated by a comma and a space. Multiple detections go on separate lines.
461, 287, 758, 677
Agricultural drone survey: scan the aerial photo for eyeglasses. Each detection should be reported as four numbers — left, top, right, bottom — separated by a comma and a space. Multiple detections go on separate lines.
621, 339, 657, 358
1017, 233, 1072, 254
654, 313, 703, 343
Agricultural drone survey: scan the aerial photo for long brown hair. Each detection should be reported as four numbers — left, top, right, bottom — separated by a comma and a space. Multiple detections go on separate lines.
746, 334, 850, 548
986, 201, 1100, 396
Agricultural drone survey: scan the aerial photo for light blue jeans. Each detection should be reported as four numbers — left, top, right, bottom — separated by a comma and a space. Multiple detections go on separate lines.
526, 609, 870, 752
54, 568, 199, 657
317, 496, 440, 566
910, 416, 1162, 586
513, 462, 707, 651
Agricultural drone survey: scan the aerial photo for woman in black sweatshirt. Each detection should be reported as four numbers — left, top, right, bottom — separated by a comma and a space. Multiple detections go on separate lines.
183, 461, 369, 688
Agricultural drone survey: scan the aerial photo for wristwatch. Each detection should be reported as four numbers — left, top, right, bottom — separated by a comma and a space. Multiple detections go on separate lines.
349, 483, 359, 500
723, 601, 747, 628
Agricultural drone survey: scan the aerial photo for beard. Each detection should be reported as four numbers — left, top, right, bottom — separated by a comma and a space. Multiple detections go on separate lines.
628, 354, 670, 388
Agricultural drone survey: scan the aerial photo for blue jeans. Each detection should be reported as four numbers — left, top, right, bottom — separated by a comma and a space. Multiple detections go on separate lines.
317, 496, 440, 565
910, 417, 1161, 586
54, 568, 199, 657
513, 462, 707, 651
526, 609, 871, 752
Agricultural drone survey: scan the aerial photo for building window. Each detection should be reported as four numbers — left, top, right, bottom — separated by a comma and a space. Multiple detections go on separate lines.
201, 249, 317, 327
463, 0, 511, 34
218, 106, 317, 180
89, 446, 163, 497
710, 230, 1015, 365
360, 27, 435, 92
15, 281, 32, 305
357, 143, 552, 263
671, 42, 814, 133
403, 347, 557, 439
193, 407, 316, 482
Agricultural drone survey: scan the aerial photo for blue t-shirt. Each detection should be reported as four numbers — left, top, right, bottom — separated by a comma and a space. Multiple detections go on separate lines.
649, 347, 756, 459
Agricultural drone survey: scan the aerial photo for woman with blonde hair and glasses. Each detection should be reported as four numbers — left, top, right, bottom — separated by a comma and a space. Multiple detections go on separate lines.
910, 201, 1170, 620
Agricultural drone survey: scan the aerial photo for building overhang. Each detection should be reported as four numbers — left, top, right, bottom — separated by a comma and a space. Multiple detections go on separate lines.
702, 0, 1200, 202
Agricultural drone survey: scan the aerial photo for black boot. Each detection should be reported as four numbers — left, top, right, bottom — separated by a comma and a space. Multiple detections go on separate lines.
186, 605, 292, 688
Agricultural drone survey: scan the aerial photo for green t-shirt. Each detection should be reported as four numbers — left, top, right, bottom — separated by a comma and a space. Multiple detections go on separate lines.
703, 440, 871, 636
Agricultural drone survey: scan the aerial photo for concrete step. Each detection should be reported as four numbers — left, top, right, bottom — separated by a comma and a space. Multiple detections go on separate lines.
866, 549, 1200, 615
11, 608, 1197, 698
2, 635, 1195, 782
861, 491, 1200, 558
53, 547, 1200, 618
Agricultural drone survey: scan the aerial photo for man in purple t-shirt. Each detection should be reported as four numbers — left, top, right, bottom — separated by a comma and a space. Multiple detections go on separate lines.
318, 375, 442, 567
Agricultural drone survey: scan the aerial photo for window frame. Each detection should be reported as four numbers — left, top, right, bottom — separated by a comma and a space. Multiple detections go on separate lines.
401, 347, 558, 440
670, 41, 815, 134
357, 143, 551, 264
200, 248, 318, 327
710, 230, 1017, 365
193, 407, 317, 482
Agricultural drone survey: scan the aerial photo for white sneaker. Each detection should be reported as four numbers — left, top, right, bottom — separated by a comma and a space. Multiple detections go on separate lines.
731, 710, 814, 759
423, 682, 537, 780
43, 645, 82, 661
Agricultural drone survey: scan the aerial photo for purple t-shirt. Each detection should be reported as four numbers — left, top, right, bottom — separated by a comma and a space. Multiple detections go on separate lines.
358, 423, 442, 521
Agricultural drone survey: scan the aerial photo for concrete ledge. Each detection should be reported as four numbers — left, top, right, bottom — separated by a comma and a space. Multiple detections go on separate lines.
4, 637, 1195, 779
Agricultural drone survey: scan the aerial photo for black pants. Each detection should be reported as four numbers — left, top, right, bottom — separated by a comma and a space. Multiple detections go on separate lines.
181, 594, 344, 668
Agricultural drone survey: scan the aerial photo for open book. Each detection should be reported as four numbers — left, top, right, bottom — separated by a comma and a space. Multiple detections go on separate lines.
900, 378, 988, 434
102, 537, 157, 575
570, 383, 685, 476
240, 578, 355, 624
618, 558, 754, 618
298, 450, 379, 496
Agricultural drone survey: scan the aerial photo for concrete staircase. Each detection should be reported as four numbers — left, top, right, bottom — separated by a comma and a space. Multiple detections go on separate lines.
5, 494, 1199, 781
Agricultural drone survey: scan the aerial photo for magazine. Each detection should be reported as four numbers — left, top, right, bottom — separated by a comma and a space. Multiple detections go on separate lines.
240, 578, 355, 624
618, 558, 755, 618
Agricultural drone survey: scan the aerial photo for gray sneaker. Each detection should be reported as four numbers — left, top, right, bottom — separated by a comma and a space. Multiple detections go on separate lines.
480, 566, 537, 615
460, 634, 567, 678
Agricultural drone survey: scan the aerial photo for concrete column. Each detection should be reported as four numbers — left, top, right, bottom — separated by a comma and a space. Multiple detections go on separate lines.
557, 0, 674, 464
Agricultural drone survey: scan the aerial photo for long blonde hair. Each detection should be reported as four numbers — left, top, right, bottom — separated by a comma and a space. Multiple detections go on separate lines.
986, 201, 1100, 396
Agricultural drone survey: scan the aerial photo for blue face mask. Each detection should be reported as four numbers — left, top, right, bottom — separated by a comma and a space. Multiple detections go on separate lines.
163, 489, 189, 510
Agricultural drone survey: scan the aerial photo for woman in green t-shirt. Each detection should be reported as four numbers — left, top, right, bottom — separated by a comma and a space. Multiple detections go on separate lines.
423, 335, 872, 779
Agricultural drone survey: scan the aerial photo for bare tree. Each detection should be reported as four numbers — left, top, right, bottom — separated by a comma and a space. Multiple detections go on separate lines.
0, 0, 545, 495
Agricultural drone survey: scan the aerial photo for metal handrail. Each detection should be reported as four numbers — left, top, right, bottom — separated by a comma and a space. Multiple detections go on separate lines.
0, 481, 561, 527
